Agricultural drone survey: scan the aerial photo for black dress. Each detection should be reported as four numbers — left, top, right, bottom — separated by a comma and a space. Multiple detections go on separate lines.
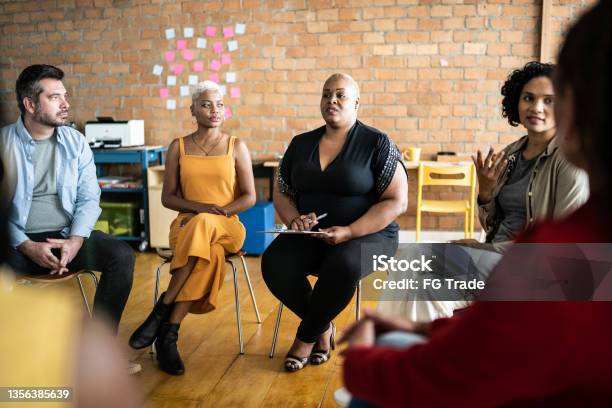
262, 120, 405, 343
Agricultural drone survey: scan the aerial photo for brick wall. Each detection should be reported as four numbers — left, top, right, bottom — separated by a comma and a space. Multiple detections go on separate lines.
0, 0, 596, 230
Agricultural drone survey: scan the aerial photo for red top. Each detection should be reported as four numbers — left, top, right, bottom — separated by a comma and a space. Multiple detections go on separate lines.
343, 197, 612, 407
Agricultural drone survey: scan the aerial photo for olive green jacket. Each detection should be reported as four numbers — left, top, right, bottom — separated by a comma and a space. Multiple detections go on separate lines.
478, 135, 589, 249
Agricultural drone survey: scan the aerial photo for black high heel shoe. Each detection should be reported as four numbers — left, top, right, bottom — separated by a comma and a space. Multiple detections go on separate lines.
129, 292, 173, 349
310, 322, 336, 365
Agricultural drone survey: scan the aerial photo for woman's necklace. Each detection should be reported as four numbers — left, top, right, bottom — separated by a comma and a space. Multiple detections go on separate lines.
192, 133, 223, 155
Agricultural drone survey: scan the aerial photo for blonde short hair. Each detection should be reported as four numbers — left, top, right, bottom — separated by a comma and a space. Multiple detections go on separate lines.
324, 73, 360, 98
191, 80, 221, 102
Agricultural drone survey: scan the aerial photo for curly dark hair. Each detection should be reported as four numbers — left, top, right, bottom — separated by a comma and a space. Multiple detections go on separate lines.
555, 1, 612, 194
501, 61, 555, 127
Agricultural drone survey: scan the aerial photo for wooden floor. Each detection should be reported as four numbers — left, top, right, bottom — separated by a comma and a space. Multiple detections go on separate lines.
103, 251, 371, 408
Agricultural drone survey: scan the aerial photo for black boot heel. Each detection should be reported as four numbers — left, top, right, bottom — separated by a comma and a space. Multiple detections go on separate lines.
129, 292, 173, 349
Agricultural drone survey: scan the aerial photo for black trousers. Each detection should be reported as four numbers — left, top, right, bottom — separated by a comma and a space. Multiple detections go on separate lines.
262, 230, 398, 343
7, 230, 134, 332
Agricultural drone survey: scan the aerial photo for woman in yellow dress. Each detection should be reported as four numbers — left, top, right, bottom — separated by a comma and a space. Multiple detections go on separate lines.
129, 81, 256, 375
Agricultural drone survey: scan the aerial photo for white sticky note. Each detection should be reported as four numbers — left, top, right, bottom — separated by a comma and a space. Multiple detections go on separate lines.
165, 28, 175, 39
180, 86, 190, 96
188, 75, 198, 85
152, 64, 163, 76
235, 23, 246, 35
219, 85, 226, 96
167, 75, 176, 86
166, 99, 176, 110
184, 27, 194, 38
196, 37, 206, 49
225, 72, 236, 83
227, 40, 238, 52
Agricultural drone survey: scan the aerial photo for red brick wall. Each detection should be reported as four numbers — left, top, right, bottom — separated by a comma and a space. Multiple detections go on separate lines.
0, 0, 596, 230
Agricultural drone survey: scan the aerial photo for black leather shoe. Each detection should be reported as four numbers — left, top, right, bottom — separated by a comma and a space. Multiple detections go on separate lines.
156, 322, 185, 375
128, 292, 173, 349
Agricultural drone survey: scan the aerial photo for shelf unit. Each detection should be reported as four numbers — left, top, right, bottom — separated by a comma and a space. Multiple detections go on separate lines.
92, 146, 166, 251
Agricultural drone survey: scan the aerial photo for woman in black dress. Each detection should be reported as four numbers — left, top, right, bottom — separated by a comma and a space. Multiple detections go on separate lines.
262, 73, 408, 372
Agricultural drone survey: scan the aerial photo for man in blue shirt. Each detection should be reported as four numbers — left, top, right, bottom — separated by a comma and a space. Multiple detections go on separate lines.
0, 64, 134, 332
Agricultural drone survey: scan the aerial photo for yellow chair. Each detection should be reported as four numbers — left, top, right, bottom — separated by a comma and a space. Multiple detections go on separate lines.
415, 163, 477, 241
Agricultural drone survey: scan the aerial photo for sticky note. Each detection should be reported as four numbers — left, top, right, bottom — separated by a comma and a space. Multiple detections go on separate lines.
213, 41, 223, 53
206, 26, 216, 37
152, 64, 163, 76
180, 86, 190, 97
210, 60, 221, 71
196, 37, 206, 48
167, 75, 176, 86
176, 39, 187, 50
440, 58, 449, 67
208, 73, 219, 83
184, 27, 194, 38
166, 99, 176, 110
172, 64, 183, 75
230, 87, 240, 98
164, 51, 175, 62
182, 50, 193, 61
159, 88, 169, 98
225, 72, 236, 83
221, 53, 231, 65
223, 26, 234, 38
235, 23, 245, 35
191, 61, 202, 72
219, 85, 226, 96
165, 28, 175, 39
227, 40, 238, 52
224, 107, 232, 118
188, 75, 199, 85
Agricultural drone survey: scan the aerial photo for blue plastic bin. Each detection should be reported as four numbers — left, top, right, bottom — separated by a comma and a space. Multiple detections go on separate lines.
238, 202, 275, 255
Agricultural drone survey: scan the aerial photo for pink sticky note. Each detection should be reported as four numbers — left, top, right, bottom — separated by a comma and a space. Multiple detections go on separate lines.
230, 87, 240, 98
221, 53, 231, 65
208, 73, 220, 83
193, 61, 204, 72
223, 26, 235, 38
164, 51, 175, 62
176, 39, 187, 50
159, 88, 169, 98
210, 59, 221, 71
224, 107, 232, 119
213, 41, 223, 53
172, 64, 184, 75
440, 58, 449, 67
182, 50, 193, 61
206, 26, 216, 37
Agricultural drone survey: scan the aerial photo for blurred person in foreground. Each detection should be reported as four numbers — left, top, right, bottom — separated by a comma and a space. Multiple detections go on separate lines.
341, 2, 612, 406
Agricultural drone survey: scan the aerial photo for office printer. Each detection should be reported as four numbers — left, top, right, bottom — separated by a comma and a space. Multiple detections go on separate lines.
85, 117, 144, 148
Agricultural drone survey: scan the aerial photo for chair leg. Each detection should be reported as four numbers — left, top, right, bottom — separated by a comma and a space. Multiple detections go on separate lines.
239, 255, 261, 323
151, 259, 166, 355
356, 280, 362, 321
230, 260, 244, 355
76, 274, 93, 317
269, 302, 283, 358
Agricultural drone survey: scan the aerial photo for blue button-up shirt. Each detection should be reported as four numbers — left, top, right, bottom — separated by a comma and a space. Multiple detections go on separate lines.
0, 117, 101, 248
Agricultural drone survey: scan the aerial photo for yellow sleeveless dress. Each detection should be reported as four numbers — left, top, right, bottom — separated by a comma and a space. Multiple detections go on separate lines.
169, 136, 246, 314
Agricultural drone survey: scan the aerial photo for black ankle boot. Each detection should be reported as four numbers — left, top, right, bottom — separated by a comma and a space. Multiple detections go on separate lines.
156, 322, 185, 375
129, 292, 173, 349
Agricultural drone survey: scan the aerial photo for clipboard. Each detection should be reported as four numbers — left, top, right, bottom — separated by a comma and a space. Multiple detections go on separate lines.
257, 229, 329, 235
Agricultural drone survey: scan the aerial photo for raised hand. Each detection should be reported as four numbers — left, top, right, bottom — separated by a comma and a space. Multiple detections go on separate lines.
472, 147, 508, 204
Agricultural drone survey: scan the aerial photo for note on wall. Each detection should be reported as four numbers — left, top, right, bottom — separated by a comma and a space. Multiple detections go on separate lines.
152, 65, 163, 76
184, 27, 194, 38
167, 75, 176, 86
206, 26, 217, 37
188, 75, 199, 85
180, 86, 190, 96
165, 28, 175, 39
159, 88, 169, 98
224, 107, 232, 118
166, 99, 176, 110
225, 72, 236, 83
208, 73, 220, 83
197, 38, 207, 49
172, 64, 184, 75
230, 87, 240, 98
176, 39, 187, 50
164, 51, 175, 62
223, 26, 234, 38
219, 85, 226, 96
210, 60, 221, 71
221, 54, 231, 65
213, 41, 223, 53
235, 23, 246, 35
182, 50, 193, 61
227, 40, 238, 52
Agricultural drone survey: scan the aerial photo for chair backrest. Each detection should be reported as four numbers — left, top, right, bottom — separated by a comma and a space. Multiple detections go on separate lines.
418, 163, 475, 188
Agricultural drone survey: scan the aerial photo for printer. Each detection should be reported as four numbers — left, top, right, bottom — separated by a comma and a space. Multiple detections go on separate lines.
85, 117, 145, 148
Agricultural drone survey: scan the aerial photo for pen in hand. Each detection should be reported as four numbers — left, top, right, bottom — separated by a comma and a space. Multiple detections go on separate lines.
316, 213, 328, 222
